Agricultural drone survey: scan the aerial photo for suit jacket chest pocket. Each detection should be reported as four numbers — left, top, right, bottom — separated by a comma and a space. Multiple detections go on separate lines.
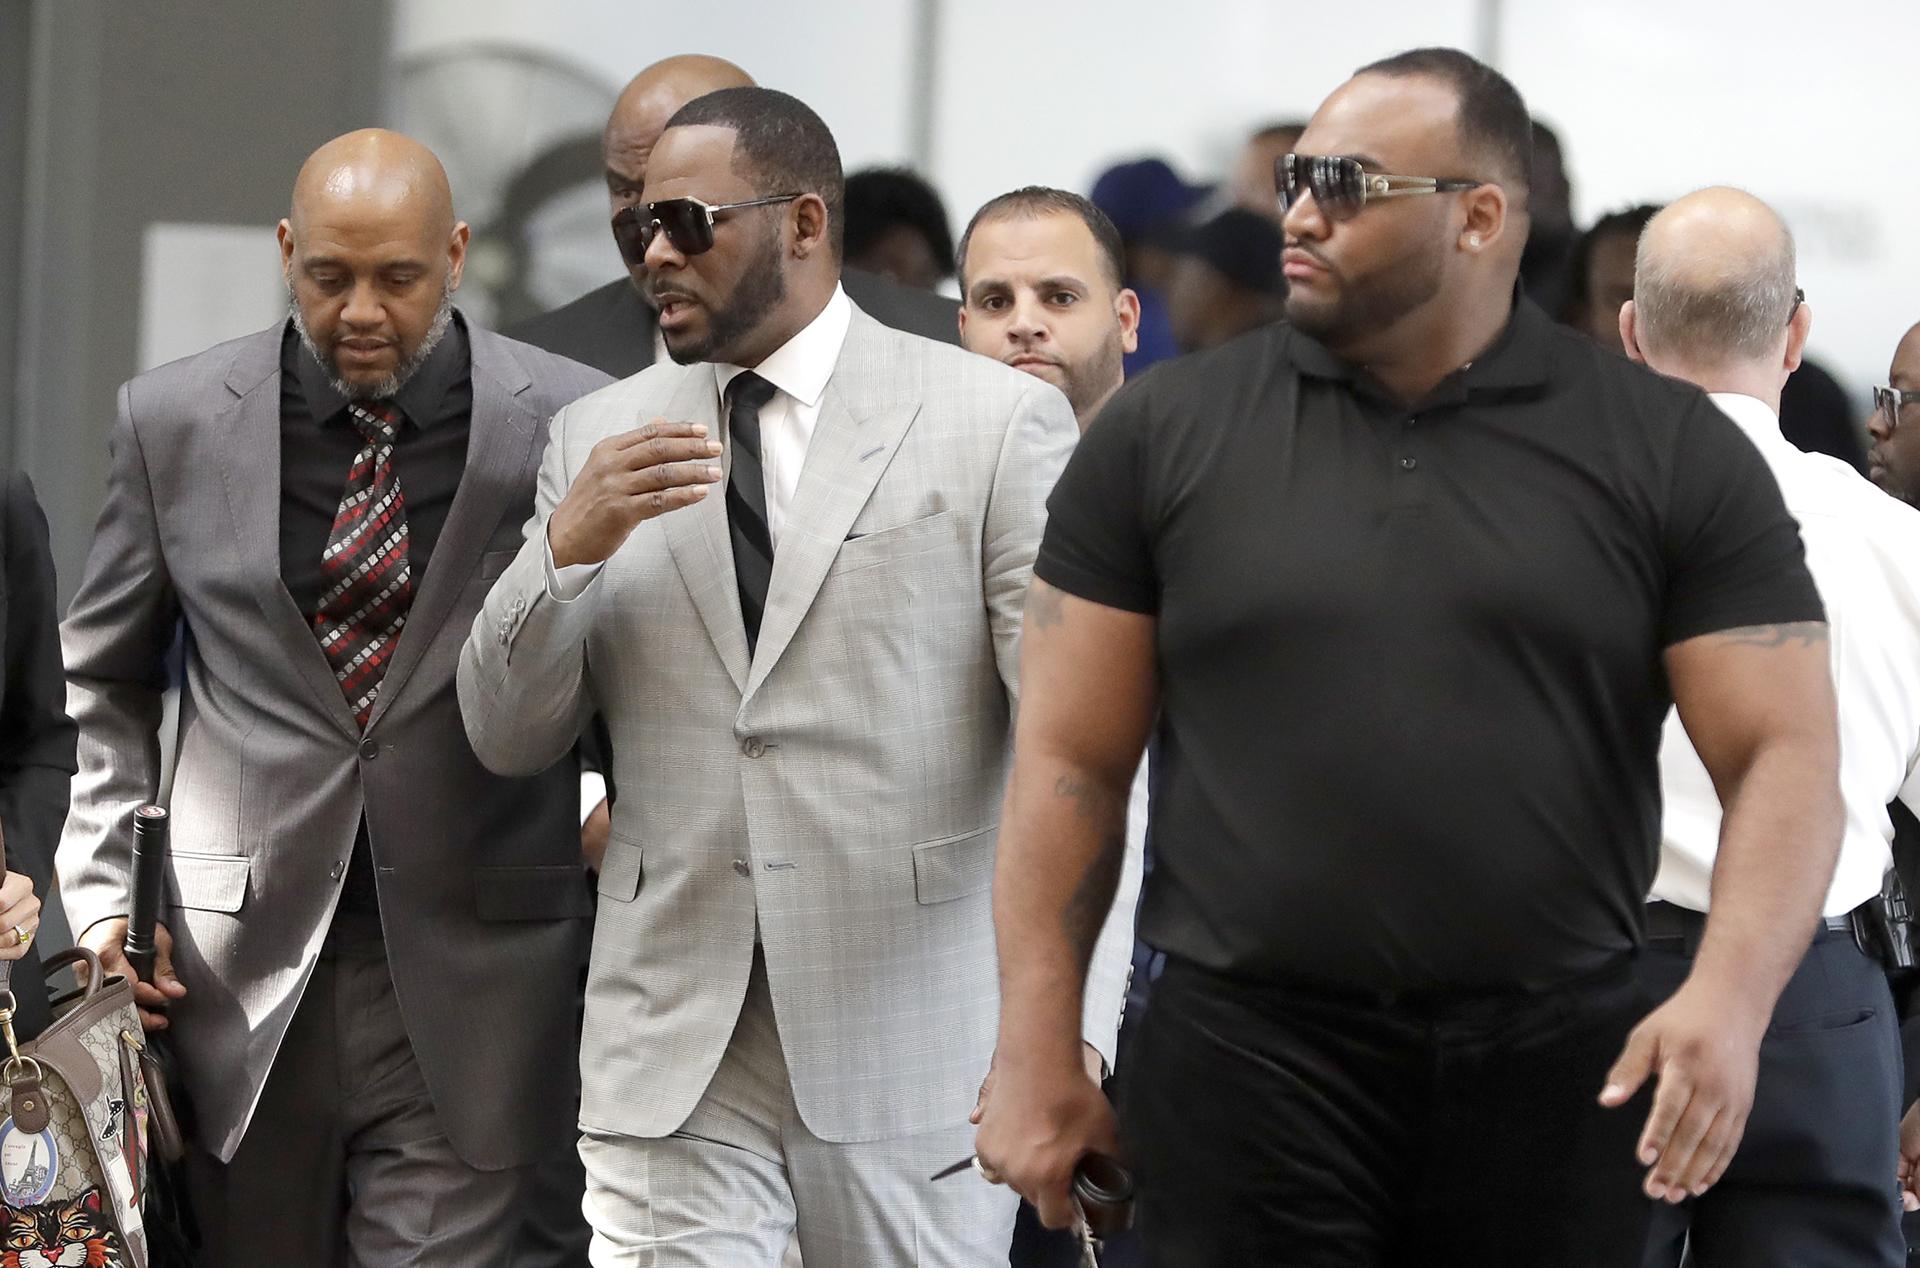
828, 509, 958, 579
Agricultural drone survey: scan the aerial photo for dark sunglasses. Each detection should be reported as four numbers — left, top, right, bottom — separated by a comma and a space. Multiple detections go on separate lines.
1277, 153, 1483, 222
1874, 385, 1920, 433
611, 194, 801, 267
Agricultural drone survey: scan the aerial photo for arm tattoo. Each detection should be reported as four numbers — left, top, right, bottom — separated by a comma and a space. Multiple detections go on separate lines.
1710, 621, 1828, 649
1026, 585, 1066, 631
1054, 774, 1126, 958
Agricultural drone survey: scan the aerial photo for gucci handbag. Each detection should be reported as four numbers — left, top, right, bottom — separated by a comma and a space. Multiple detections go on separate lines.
0, 945, 184, 1268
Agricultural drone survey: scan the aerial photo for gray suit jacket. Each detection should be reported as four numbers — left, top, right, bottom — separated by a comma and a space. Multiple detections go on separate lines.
459, 304, 1138, 1143
57, 318, 611, 1167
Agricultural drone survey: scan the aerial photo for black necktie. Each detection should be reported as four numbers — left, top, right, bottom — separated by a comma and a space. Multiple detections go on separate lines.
725, 371, 779, 653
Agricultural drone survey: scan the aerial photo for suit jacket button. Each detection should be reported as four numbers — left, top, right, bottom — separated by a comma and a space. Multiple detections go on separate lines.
359, 739, 379, 760
329, 862, 344, 881
732, 859, 750, 877
742, 737, 765, 759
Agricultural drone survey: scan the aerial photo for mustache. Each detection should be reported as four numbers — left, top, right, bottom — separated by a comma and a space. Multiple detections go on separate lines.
1283, 240, 1336, 271
646, 282, 697, 307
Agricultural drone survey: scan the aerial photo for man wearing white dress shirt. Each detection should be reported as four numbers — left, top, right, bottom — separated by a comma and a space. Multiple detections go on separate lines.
1621, 186, 1918, 1268
459, 87, 1130, 1266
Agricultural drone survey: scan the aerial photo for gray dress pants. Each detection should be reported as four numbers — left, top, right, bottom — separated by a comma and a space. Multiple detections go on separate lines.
188, 922, 528, 1267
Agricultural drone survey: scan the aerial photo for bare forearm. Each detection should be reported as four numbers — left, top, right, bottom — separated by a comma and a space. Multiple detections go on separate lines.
993, 753, 1130, 1067
1693, 738, 1842, 1007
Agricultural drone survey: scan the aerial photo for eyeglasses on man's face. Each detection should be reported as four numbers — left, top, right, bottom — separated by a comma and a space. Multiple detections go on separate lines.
1874, 385, 1920, 433
611, 194, 801, 268
1277, 153, 1484, 222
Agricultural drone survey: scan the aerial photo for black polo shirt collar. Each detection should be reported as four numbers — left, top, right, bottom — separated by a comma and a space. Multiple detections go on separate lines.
284, 310, 472, 432
1285, 285, 1554, 409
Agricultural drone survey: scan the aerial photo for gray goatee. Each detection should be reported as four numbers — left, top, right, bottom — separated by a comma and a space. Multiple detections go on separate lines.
290, 279, 455, 402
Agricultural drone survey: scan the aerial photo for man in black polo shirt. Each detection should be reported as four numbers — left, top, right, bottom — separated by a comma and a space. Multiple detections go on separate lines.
971, 48, 1840, 1267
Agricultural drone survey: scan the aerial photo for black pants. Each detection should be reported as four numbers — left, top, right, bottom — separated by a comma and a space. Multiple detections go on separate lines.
1638, 927, 1903, 1268
1119, 955, 1654, 1267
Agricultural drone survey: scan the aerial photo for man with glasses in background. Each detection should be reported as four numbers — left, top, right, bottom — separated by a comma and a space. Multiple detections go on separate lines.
972, 48, 1842, 1267
459, 87, 1130, 1266
1870, 322, 1920, 506
1621, 187, 1913, 1268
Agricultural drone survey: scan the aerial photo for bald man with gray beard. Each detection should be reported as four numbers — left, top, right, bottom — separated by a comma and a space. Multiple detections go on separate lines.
57, 129, 609, 1266
1623, 186, 1914, 1268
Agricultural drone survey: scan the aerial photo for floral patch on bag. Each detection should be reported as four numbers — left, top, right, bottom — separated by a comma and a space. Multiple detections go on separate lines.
0, 1186, 124, 1266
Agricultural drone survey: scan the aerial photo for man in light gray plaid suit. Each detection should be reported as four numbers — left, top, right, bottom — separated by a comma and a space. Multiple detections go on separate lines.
458, 88, 1140, 1265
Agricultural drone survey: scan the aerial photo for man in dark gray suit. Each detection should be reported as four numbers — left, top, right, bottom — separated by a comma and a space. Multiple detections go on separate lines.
508, 53, 959, 384
57, 129, 609, 1266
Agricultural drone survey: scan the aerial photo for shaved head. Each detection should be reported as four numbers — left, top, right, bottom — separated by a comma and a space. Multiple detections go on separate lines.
1633, 187, 1798, 366
603, 54, 755, 201
291, 128, 456, 239
278, 129, 468, 400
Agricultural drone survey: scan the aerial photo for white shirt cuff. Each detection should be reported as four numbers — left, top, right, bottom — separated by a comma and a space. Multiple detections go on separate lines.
543, 532, 605, 601
579, 772, 608, 826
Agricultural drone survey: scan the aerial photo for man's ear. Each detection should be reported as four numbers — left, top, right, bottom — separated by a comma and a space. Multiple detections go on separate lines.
1619, 299, 1647, 365
446, 221, 471, 292
276, 219, 296, 281
1459, 182, 1508, 253
1783, 299, 1812, 377
790, 193, 831, 259
1116, 287, 1142, 355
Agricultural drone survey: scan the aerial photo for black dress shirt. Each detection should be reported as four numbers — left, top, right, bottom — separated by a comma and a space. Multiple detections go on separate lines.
1036, 297, 1824, 995
278, 319, 473, 916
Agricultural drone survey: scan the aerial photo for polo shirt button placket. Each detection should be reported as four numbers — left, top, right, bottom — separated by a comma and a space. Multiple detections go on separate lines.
1395, 416, 1424, 508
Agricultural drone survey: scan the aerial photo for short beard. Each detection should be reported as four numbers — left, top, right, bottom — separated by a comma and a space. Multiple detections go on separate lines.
665, 222, 788, 366
290, 279, 456, 401
1283, 243, 1444, 350
1058, 328, 1127, 423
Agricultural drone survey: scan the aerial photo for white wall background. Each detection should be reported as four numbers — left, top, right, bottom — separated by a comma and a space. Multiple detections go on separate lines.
385, 0, 1920, 393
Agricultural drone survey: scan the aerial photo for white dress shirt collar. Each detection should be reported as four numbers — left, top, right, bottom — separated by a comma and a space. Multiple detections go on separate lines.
715, 284, 851, 409
1706, 392, 1793, 457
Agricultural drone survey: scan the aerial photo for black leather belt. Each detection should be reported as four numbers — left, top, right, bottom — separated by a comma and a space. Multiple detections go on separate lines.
1644, 899, 1853, 951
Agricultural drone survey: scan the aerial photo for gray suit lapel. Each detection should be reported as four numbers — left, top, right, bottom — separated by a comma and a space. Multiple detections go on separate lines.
367, 329, 539, 730
744, 318, 920, 700
214, 332, 360, 740
660, 367, 752, 693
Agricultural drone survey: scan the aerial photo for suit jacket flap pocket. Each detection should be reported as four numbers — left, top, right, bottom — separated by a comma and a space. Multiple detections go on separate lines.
475, 865, 594, 921
167, 852, 250, 913
912, 824, 997, 905
479, 547, 520, 581
597, 837, 643, 903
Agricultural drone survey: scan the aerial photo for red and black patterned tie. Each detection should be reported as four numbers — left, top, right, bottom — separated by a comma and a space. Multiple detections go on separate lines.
313, 402, 413, 729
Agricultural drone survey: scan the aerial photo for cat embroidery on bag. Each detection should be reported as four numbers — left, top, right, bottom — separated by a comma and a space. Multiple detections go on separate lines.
1, 1188, 122, 1267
